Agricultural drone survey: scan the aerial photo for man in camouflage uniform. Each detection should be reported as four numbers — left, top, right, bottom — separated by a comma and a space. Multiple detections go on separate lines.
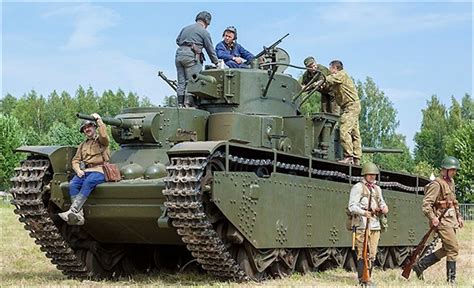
325, 60, 361, 165
413, 156, 464, 283
58, 113, 109, 225
175, 11, 219, 107
300, 56, 340, 114
348, 162, 389, 285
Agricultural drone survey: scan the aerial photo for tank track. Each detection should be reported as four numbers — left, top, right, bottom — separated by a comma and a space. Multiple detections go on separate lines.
9, 159, 89, 278
164, 151, 420, 281
163, 152, 248, 281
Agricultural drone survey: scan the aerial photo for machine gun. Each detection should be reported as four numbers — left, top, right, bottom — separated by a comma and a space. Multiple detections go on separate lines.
401, 208, 449, 279
158, 71, 177, 92
254, 33, 290, 59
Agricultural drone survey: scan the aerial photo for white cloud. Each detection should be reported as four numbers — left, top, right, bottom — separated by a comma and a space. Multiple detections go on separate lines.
43, 3, 120, 50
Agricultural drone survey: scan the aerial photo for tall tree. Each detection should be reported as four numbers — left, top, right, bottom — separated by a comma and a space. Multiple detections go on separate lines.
460, 93, 473, 120
0, 115, 26, 190
162, 95, 177, 107
445, 120, 474, 203
358, 77, 398, 148
12, 90, 48, 134
0, 94, 17, 115
414, 95, 448, 167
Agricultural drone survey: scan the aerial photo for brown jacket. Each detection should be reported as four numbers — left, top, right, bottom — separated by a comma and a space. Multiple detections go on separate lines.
325, 69, 359, 109
72, 119, 110, 174
422, 176, 461, 228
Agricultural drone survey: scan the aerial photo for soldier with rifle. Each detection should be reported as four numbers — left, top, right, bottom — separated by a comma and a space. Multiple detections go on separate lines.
348, 162, 389, 285
408, 156, 464, 283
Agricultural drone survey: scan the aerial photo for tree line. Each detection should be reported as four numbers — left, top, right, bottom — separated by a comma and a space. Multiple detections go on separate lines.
1, 82, 472, 202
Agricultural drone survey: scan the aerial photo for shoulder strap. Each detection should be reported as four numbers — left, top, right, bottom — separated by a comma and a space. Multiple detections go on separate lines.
433, 178, 446, 199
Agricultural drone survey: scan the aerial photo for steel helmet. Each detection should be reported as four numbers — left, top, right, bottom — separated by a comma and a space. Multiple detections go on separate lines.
79, 120, 97, 133
195, 11, 212, 25
361, 162, 380, 175
441, 156, 460, 170
222, 26, 237, 40
304, 56, 316, 67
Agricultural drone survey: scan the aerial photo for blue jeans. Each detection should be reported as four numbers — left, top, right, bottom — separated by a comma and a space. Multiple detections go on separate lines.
69, 172, 105, 198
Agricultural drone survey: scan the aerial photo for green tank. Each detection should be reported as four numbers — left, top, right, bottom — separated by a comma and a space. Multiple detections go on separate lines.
9, 39, 429, 281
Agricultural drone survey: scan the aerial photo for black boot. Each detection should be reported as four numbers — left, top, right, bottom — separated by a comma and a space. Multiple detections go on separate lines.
413, 253, 440, 280
447, 261, 456, 283
357, 259, 363, 284
177, 95, 185, 107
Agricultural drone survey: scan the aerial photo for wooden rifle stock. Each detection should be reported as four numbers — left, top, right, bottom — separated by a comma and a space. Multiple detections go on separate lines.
361, 189, 373, 283
401, 208, 449, 279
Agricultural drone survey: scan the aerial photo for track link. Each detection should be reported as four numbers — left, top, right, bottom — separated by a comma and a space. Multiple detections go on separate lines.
163, 154, 248, 281
9, 159, 89, 278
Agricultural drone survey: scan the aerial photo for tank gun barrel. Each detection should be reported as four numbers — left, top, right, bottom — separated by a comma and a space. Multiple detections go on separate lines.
76, 113, 132, 129
362, 147, 404, 154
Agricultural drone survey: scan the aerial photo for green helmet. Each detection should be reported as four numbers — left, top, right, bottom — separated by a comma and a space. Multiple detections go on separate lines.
361, 162, 380, 175
195, 11, 212, 25
304, 56, 315, 67
79, 120, 97, 133
441, 156, 460, 170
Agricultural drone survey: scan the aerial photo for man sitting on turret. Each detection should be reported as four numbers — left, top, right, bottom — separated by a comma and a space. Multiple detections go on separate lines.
216, 26, 254, 68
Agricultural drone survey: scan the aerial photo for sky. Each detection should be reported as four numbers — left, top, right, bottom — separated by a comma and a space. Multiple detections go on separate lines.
2, 1, 472, 152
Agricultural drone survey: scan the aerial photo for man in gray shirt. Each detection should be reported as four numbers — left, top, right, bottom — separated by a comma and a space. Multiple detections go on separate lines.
175, 11, 219, 107
348, 162, 389, 286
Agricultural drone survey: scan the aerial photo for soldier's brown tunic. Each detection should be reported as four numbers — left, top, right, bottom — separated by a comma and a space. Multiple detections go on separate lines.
422, 176, 461, 261
71, 119, 110, 174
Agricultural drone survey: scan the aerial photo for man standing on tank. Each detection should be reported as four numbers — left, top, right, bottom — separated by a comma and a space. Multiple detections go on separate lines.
58, 113, 109, 225
175, 11, 219, 107
324, 60, 361, 165
348, 162, 389, 286
215, 26, 254, 68
300, 56, 340, 114
413, 156, 463, 283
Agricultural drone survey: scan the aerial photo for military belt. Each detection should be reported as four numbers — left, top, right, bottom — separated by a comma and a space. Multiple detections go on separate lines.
85, 163, 103, 168
434, 200, 453, 209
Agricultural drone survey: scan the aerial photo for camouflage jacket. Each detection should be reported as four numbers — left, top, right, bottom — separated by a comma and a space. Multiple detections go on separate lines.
325, 69, 359, 108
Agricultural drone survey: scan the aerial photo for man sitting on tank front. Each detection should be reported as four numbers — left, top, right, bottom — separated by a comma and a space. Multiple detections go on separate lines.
216, 26, 254, 68
58, 113, 109, 225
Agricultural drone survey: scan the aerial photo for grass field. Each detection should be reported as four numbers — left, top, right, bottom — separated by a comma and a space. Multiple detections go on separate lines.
1, 202, 473, 287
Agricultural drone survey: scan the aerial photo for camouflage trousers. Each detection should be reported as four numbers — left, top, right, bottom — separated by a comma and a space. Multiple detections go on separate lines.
356, 230, 381, 261
340, 101, 362, 159
434, 227, 459, 261
321, 93, 340, 115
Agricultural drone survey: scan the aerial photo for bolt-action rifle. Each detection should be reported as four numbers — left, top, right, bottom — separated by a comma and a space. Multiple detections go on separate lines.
361, 188, 373, 283
401, 208, 449, 279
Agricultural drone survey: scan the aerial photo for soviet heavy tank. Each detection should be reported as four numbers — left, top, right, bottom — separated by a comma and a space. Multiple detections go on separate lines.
10, 40, 429, 281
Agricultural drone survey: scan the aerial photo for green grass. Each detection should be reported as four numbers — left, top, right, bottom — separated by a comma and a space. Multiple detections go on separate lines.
1, 204, 473, 287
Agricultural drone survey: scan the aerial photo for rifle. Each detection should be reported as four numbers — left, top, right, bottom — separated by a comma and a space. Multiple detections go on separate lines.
158, 71, 177, 92
253, 33, 290, 59
401, 208, 449, 279
361, 188, 373, 283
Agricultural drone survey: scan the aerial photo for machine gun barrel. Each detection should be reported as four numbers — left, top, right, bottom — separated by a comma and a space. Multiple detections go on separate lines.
76, 113, 132, 129
362, 147, 404, 154
192, 73, 217, 84
158, 71, 177, 92
254, 33, 290, 59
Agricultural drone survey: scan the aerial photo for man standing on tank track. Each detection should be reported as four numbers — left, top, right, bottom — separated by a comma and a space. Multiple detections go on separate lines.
413, 156, 464, 283
175, 11, 219, 108
324, 60, 361, 165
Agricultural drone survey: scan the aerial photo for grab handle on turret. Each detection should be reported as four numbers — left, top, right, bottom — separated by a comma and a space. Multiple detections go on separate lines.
76, 113, 132, 129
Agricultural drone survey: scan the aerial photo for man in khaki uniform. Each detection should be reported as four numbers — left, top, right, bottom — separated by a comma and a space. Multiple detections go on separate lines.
413, 156, 464, 283
348, 162, 389, 285
300, 56, 340, 114
325, 60, 361, 165
59, 113, 110, 225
